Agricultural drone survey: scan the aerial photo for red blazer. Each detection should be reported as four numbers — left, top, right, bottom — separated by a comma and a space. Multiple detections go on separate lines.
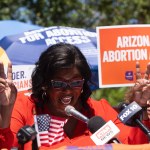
0, 92, 149, 150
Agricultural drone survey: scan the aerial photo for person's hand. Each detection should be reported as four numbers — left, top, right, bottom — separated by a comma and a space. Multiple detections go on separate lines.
0, 61, 17, 128
125, 62, 150, 120
0, 62, 17, 106
132, 62, 150, 107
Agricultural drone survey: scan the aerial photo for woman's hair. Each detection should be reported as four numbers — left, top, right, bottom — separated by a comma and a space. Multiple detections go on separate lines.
31, 43, 93, 108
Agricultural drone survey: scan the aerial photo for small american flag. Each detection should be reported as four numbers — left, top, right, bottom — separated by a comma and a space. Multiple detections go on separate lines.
34, 114, 51, 147
37, 114, 50, 132
34, 114, 67, 147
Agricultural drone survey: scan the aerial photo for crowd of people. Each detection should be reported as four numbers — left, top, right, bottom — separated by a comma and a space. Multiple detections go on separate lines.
0, 43, 150, 150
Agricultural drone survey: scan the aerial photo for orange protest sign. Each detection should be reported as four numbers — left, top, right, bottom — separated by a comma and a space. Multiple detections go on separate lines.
96, 25, 150, 88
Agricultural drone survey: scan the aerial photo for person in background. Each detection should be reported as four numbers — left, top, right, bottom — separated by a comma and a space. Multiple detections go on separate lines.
0, 43, 150, 150
123, 62, 150, 135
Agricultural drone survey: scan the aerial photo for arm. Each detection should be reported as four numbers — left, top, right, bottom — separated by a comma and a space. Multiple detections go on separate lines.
0, 61, 18, 149
0, 62, 17, 128
121, 62, 150, 143
0, 92, 34, 150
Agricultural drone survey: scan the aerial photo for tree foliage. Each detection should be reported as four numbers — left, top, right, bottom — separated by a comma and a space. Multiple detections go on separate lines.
0, 0, 150, 105
1, 0, 150, 28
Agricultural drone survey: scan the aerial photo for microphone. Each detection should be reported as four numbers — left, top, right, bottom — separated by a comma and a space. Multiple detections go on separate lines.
17, 125, 37, 145
65, 105, 121, 145
118, 101, 150, 141
65, 105, 89, 123
88, 116, 121, 145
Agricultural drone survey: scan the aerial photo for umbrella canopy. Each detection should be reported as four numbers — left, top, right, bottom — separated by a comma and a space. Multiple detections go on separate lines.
0, 26, 99, 90
0, 20, 42, 40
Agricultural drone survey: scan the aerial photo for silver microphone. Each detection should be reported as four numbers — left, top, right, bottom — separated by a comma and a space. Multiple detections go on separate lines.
65, 105, 89, 123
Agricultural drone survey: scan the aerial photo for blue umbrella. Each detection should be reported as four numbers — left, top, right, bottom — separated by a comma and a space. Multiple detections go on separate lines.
0, 20, 42, 40
0, 26, 98, 90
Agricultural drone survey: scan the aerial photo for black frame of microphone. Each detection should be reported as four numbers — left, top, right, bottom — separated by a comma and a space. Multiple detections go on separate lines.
17, 125, 37, 145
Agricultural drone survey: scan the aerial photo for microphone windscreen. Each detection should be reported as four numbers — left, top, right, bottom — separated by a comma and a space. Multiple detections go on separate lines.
87, 116, 106, 133
117, 102, 128, 111
65, 105, 74, 116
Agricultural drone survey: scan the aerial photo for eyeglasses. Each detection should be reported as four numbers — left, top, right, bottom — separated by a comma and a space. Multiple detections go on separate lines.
50, 79, 84, 89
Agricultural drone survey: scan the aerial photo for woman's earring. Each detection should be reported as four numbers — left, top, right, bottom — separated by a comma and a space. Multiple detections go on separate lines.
42, 92, 47, 100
